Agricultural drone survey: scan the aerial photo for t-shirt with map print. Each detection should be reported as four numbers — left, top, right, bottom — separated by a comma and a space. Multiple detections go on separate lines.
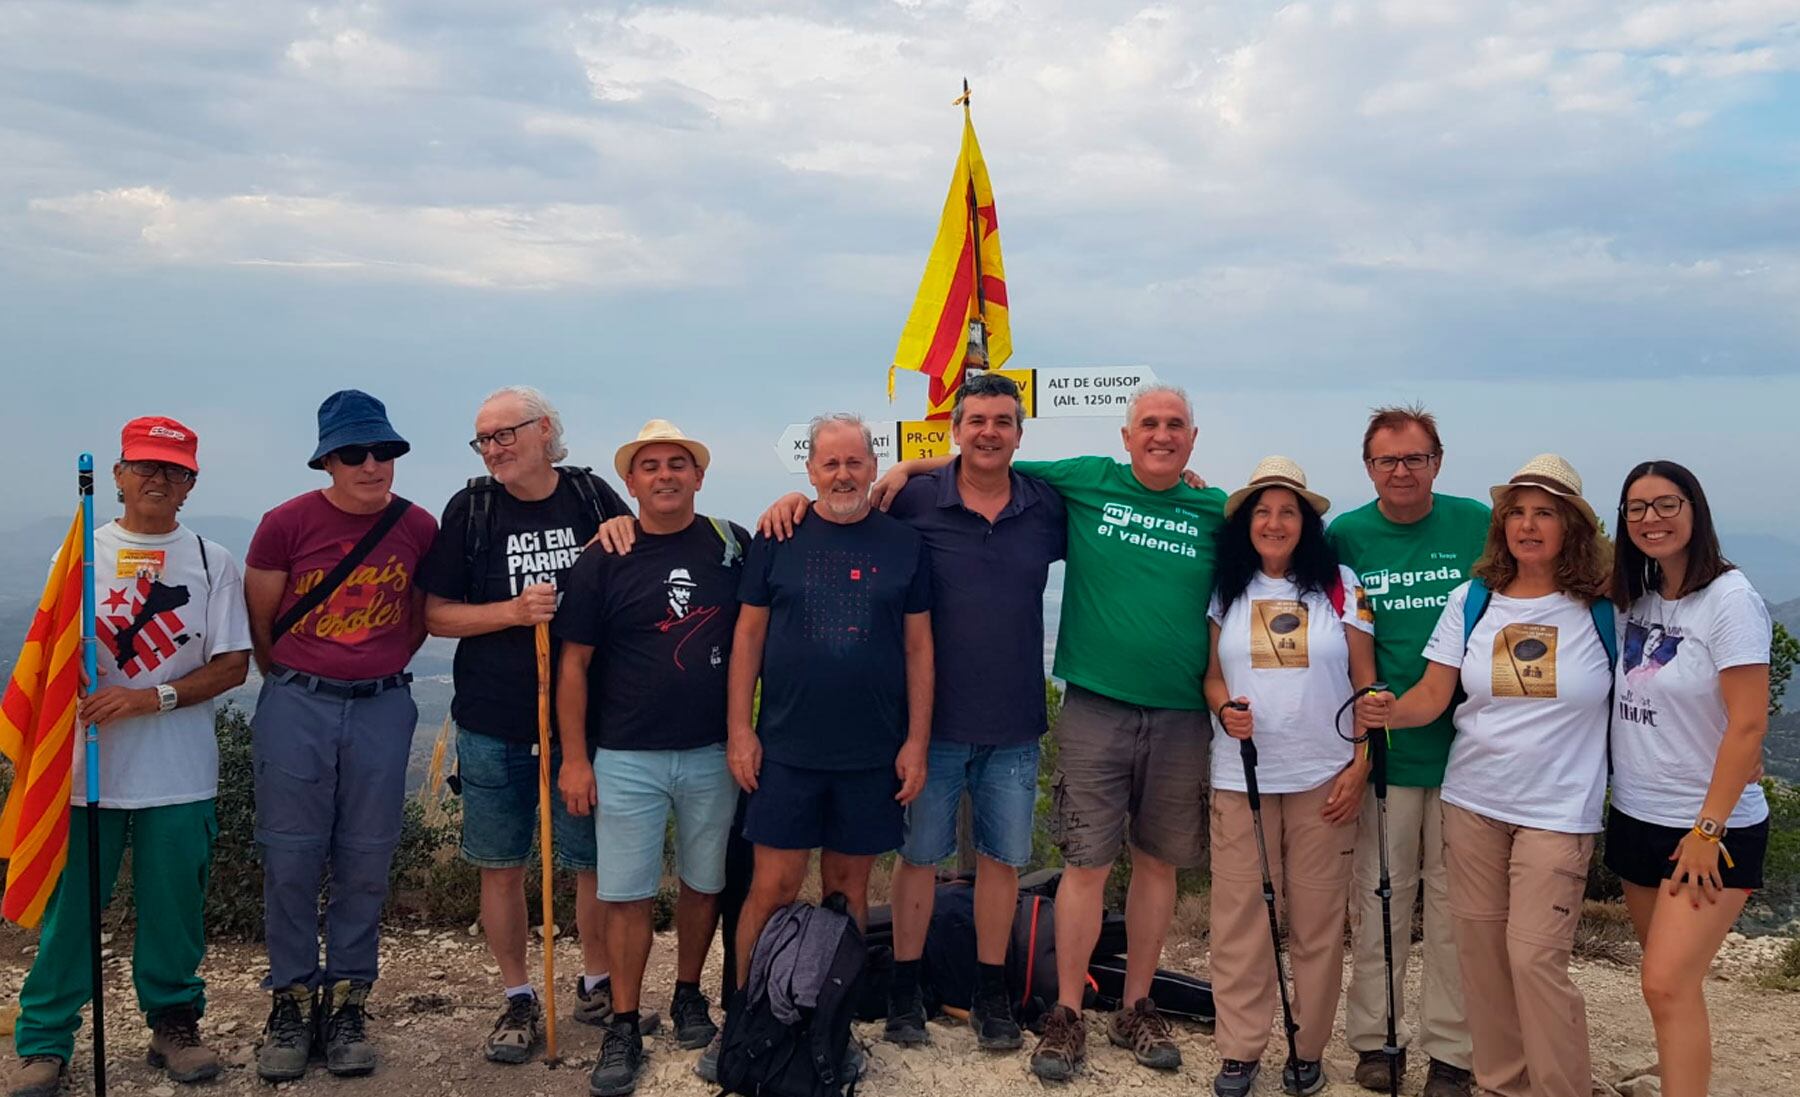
247, 490, 439, 681
1013, 457, 1227, 711
72, 521, 252, 808
419, 473, 627, 742
1326, 494, 1489, 786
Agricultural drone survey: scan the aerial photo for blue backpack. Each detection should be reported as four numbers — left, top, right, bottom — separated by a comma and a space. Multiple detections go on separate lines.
1460, 578, 1618, 664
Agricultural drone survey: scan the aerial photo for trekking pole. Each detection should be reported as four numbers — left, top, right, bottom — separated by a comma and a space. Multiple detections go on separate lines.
79, 454, 108, 1097
1337, 683, 1398, 1097
535, 622, 559, 1062
1233, 706, 1301, 1071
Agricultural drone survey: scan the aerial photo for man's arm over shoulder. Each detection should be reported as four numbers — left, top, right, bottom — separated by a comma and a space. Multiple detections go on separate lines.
1012, 454, 1107, 490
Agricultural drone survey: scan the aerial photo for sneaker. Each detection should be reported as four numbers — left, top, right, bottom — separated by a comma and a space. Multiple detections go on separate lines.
670, 985, 718, 1051
8, 1055, 66, 1097
1423, 1058, 1473, 1097
1354, 1048, 1406, 1092
883, 983, 929, 1046
255, 984, 315, 1083
147, 1005, 221, 1083
587, 1020, 644, 1097
1107, 997, 1181, 1071
484, 992, 544, 1065
1283, 1056, 1326, 1096
1028, 1004, 1086, 1082
1214, 1058, 1261, 1097
318, 980, 377, 1077
574, 978, 661, 1034
968, 983, 1023, 1051
693, 1032, 722, 1084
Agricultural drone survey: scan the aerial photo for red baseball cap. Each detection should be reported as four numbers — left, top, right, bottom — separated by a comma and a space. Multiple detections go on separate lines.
120, 416, 200, 472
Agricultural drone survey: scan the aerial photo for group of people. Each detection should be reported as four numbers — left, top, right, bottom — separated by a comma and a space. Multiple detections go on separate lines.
7, 377, 1771, 1097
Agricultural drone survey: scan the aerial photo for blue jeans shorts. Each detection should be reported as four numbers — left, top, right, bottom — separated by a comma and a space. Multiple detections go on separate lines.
899, 740, 1041, 869
593, 743, 738, 902
456, 725, 596, 873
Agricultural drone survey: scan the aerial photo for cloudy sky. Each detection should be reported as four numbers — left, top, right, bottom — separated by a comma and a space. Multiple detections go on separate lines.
3, 0, 1798, 540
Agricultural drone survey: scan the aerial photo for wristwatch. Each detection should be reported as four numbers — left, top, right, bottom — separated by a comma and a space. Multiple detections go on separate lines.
155, 683, 179, 714
1695, 816, 1726, 840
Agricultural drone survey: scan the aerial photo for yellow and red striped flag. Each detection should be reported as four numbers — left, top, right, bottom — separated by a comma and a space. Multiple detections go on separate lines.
891, 101, 1011, 420
0, 511, 84, 927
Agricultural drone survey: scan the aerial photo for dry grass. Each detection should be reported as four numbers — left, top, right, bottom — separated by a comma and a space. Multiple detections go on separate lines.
1170, 889, 1212, 948
1754, 937, 1800, 992
1574, 899, 1642, 965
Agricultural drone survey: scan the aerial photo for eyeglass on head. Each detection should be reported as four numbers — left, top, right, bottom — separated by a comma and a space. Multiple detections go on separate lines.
1366, 452, 1437, 473
121, 460, 197, 485
468, 418, 540, 453
330, 442, 407, 466
1623, 495, 1687, 522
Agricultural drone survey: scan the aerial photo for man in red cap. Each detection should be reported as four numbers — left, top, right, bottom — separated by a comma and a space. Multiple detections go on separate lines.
10, 417, 252, 1097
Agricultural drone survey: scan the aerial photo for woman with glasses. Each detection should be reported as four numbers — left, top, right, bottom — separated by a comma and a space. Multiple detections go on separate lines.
1605, 462, 1770, 1097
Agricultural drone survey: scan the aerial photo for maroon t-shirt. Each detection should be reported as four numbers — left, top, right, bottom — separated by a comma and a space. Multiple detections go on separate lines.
247, 491, 439, 680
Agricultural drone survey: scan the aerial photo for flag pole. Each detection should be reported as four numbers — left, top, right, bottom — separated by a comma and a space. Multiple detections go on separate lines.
534, 622, 559, 1061
78, 453, 107, 1097
959, 77, 989, 378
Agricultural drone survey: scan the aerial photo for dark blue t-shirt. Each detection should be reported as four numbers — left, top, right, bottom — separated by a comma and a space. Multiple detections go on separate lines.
738, 508, 932, 771
888, 461, 1066, 747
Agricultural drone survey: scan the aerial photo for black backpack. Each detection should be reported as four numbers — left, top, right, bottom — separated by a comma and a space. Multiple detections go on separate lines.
461, 465, 625, 601
718, 894, 867, 1097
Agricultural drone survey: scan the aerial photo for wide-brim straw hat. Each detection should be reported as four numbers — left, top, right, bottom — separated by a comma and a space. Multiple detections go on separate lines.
1224, 456, 1331, 519
1489, 453, 1599, 527
614, 419, 712, 480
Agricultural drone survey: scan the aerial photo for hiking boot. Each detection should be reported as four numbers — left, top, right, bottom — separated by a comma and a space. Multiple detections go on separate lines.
1028, 1004, 1086, 1082
256, 984, 315, 1083
693, 1032, 722, 1084
318, 980, 377, 1077
147, 1005, 221, 1083
485, 992, 543, 1065
670, 985, 718, 1051
1214, 1058, 1261, 1097
1107, 997, 1181, 1071
883, 983, 929, 1046
574, 978, 661, 1034
1355, 1048, 1406, 1091
587, 1020, 644, 1097
9, 1055, 66, 1097
1283, 1056, 1326, 1096
1423, 1058, 1473, 1097
968, 983, 1023, 1051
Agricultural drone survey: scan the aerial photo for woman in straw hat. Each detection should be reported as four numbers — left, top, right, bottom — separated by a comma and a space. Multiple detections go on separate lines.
1604, 461, 1771, 1097
1203, 457, 1376, 1097
1358, 454, 1614, 1097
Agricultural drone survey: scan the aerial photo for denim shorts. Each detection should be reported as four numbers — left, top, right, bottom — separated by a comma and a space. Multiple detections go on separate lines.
742, 760, 903, 857
456, 725, 596, 872
899, 740, 1041, 868
593, 743, 739, 902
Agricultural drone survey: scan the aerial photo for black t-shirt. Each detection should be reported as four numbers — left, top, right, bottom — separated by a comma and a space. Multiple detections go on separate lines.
553, 517, 749, 753
738, 509, 932, 771
418, 471, 629, 741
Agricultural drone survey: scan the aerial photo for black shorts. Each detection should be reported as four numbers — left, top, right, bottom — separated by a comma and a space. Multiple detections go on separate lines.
1603, 807, 1767, 891
742, 759, 903, 857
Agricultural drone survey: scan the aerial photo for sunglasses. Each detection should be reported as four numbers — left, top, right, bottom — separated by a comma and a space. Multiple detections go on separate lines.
331, 442, 407, 466
120, 459, 197, 485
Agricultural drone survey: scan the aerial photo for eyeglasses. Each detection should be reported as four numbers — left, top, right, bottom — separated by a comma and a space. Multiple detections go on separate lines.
1366, 452, 1438, 473
1623, 495, 1687, 522
468, 419, 539, 453
331, 442, 407, 466
121, 460, 197, 485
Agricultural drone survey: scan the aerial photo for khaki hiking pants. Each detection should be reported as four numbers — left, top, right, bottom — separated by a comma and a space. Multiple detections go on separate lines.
1443, 804, 1594, 1097
1209, 782, 1355, 1062
1345, 785, 1471, 1070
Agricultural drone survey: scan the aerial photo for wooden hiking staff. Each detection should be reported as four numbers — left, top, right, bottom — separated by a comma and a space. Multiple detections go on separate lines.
535, 621, 559, 1059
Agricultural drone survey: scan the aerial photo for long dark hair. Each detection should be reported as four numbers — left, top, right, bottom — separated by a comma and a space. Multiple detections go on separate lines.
1213, 486, 1341, 612
1609, 460, 1733, 607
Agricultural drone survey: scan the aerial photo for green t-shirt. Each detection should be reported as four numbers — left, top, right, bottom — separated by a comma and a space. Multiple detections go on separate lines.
1017, 456, 1226, 710
1326, 494, 1491, 786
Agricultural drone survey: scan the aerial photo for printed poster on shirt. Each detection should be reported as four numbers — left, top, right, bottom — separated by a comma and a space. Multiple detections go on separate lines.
116, 548, 167, 580
1492, 623, 1558, 698
1250, 599, 1310, 668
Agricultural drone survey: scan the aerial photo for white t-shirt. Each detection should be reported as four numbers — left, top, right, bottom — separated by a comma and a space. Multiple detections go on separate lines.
1423, 582, 1613, 833
1208, 565, 1374, 794
69, 522, 253, 808
1610, 570, 1770, 829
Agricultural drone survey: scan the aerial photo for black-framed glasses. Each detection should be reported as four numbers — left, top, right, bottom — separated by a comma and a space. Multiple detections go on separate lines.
1366, 452, 1438, 473
121, 460, 196, 485
468, 418, 539, 453
1623, 495, 1687, 522
331, 442, 407, 466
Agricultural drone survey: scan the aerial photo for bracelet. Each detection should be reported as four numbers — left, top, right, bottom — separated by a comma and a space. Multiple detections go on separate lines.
1689, 826, 1736, 869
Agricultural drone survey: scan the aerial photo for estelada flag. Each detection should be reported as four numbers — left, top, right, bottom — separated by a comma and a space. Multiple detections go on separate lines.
891, 104, 1011, 420
0, 511, 84, 927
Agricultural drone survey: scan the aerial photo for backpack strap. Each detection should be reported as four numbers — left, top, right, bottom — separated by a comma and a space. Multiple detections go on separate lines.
559, 465, 608, 526
462, 477, 499, 603
196, 532, 211, 585
1327, 573, 1345, 619
1590, 601, 1618, 664
708, 516, 743, 567
1460, 579, 1492, 653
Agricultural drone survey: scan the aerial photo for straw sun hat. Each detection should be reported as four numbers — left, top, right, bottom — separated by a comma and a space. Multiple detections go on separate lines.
1489, 453, 1600, 527
614, 419, 712, 480
1224, 456, 1331, 519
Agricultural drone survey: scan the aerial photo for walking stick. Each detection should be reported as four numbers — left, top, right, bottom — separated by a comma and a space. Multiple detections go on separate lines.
1338, 683, 1398, 1097
78, 454, 107, 1097
1234, 710, 1301, 1073
535, 621, 559, 1061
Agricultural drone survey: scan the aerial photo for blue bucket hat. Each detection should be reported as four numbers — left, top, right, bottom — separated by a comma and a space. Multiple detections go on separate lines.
307, 389, 411, 469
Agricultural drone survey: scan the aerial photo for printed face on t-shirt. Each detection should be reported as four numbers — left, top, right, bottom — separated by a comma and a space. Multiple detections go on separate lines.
1623, 621, 1682, 681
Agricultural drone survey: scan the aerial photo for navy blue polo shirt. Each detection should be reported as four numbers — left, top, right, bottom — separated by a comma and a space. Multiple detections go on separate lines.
888, 459, 1067, 747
